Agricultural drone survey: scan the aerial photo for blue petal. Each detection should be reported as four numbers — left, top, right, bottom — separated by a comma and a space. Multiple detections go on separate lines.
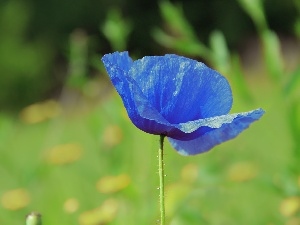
168, 108, 265, 155
129, 54, 232, 124
102, 52, 177, 134
102, 52, 263, 144
102, 52, 135, 116
102, 51, 133, 73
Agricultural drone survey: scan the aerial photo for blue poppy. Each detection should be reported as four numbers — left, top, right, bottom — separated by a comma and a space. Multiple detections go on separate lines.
101, 51, 264, 155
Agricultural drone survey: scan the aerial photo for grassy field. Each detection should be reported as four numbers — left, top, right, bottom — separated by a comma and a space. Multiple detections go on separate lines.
1, 68, 299, 225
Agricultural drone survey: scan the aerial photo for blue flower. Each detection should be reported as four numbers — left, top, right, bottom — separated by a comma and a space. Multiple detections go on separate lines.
101, 51, 265, 155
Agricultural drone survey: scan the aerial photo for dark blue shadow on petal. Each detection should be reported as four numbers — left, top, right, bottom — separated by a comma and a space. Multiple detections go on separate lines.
168, 108, 265, 155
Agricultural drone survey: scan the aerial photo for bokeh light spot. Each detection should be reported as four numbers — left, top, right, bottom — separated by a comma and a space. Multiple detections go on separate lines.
64, 198, 79, 213
102, 125, 123, 148
227, 161, 258, 182
280, 196, 300, 217
78, 198, 118, 225
180, 163, 198, 184
19, 99, 61, 124
45, 143, 83, 165
1, 188, 30, 210
96, 174, 130, 194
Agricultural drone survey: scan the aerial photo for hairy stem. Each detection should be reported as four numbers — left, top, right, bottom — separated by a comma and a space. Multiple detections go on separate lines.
158, 134, 166, 225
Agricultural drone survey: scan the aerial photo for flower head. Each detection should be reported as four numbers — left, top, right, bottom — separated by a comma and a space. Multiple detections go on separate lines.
101, 51, 264, 155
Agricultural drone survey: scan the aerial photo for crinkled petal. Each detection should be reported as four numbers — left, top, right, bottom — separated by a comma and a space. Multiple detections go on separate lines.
168, 108, 265, 155
102, 52, 238, 140
102, 52, 135, 115
102, 52, 177, 134
102, 51, 133, 73
129, 54, 232, 123
127, 79, 176, 134
102, 52, 264, 146
102, 52, 233, 137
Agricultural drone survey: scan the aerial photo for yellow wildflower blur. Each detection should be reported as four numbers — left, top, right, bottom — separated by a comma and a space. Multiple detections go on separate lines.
102, 125, 123, 148
64, 198, 80, 213
285, 217, 300, 225
45, 143, 82, 165
96, 174, 130, 194
280, 196, 300, 217
227, 161, 258, 182
180, 163, 199, 184
20, 99, 61, 124
1, 188, 30, 210
78, 198, 118, 225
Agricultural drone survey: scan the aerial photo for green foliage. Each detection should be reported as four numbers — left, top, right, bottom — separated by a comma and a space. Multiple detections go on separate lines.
261, 30, 284, 81
293, 0, 300, 37
237, 0, 268, 32
209, 31, 231, 74
66, 30, 89, 90
0, 0, 53, 109
237, 0, 286, 82
153, 1, 212, 61
101, 8, 132, 51
284, 66, 300, 97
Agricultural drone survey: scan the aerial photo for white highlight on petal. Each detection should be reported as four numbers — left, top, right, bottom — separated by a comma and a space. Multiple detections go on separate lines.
178, 110, 258, 133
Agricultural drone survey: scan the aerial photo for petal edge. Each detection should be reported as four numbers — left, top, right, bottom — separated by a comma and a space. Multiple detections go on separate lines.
168, 108, 265, 155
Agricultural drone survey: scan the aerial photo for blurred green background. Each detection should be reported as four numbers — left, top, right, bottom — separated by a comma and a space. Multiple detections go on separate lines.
0, 0, 300, 224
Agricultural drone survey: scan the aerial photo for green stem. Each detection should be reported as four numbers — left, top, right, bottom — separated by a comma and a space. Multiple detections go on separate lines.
158, 134, 166, 225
